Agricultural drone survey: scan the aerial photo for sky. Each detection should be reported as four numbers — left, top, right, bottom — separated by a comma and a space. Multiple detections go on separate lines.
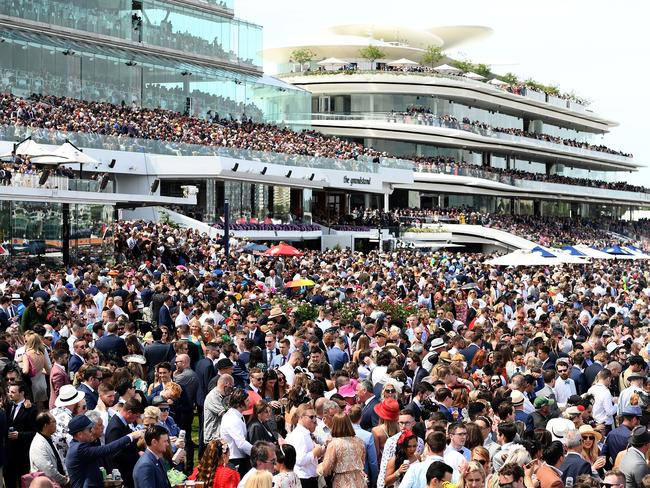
237, 0, 650, 185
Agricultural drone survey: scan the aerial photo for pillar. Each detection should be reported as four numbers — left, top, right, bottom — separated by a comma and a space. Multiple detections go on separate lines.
62, 203, 71, 266
205, 179, 216, 223
383, 193, 389, 212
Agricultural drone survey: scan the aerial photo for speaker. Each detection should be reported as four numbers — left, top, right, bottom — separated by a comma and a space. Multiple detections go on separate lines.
38, 169, 50, 186
99, 174, 110, 191
309, 173, 315, 181
286, 170, 292, 178
108, 159, 116, 169
261, 167, 267, 175
150, 179, 160, 194
232, 163, 239, 172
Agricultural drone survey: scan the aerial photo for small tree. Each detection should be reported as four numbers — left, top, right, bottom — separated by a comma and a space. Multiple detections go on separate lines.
289, 48, 316, 72
499, 72, 519, 85
421, 45, 443, 68
359, 45, 386, 69
475, 63, 491, 78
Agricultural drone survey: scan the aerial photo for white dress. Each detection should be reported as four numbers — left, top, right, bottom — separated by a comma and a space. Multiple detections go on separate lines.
273, 471, 301, 488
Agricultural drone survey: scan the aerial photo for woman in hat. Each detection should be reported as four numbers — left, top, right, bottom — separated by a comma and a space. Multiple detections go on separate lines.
372, 397, 400, 460
579, 424, 606, 475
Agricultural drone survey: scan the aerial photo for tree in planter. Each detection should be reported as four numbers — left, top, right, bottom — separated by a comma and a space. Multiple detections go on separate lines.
289, 48, 316, 72
359, 45, 386, 70
421, 45, 443, 68
498, 72, 519, 85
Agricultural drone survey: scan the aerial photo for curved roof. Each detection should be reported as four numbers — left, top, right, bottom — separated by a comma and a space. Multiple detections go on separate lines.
427, 26, 494, 49
324, 24, 444, 49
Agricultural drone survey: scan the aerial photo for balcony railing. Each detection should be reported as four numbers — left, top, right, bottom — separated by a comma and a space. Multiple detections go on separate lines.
0, 124, 413, 173
306, 112, 633, 163
4, 173, 113, 192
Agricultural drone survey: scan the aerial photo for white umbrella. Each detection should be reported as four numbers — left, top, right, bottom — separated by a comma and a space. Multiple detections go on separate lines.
485, 249, 566, 267
488, 78, 508, 86
387, 58, 419, 67
1, 138, 57, 158
434, 63, 461, 74
53, 141, 99, 165
572, 244, 618, 260
316, 57, 347, 66
464, 71, 486, 80
622, 246, 650, 260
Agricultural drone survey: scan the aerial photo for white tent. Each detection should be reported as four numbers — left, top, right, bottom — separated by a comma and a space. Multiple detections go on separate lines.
53, 142, 99, 165
316, 57, 347, 66
488, 78, 508, 86
464, 71, 486, 80
387, 58, 419, 67
485, 249, 567, 266
553, 249, 590, 264
434, 64, 461, 74
622, 246, 650, 260
1, 139, 59, 158
572, 244, 618, 260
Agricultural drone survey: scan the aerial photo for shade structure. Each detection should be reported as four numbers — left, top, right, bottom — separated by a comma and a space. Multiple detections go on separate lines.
265, 243, 303, 257
1, 138, 62, 159
53, 141, 100, 165
561, 245, 587, 257
464, 71, 486, 80
285, 279, 316, 288
434, 63, 461, 73
387, 57, 419, 66
572, 244, 618, 259
488, 78, 508, 86
530, 245, 555, 258
622, 246, 650, 259
243, 242, 269, 252
485, 249, 566, 266
602, 245, 634, 255
316, 57, 347, 66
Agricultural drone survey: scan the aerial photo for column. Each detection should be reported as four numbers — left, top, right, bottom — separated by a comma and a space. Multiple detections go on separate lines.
205, 179, 216, 223
62, 203, 70, 266
383, 193, 389, 212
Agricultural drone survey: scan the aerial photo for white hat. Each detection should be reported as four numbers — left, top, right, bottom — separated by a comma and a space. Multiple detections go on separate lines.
510, 390, 525, 406
55, 385, 86, 408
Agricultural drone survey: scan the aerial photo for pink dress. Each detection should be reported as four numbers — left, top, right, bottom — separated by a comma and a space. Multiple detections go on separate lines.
319, 436, 367, 488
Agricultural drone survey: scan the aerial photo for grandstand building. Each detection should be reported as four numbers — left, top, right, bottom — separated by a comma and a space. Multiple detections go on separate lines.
267, 25, 648, 236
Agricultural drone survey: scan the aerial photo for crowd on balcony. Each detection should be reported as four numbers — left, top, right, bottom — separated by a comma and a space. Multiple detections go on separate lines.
413, 156, 649, 194
394, 107, 633, 157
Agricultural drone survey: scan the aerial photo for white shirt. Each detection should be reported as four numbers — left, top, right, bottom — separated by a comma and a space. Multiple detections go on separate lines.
553, 377, 577, 407
175, 311, 190, 327
285, 423, 318, 479
221, 409, 252, 459
588, 382, 617, 425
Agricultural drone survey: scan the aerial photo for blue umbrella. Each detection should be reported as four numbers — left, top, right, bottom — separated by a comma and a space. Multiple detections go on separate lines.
561, 245, 586, 257
530, 245, 556, 258
243, 242, 269, 252
601, 245, 633, 255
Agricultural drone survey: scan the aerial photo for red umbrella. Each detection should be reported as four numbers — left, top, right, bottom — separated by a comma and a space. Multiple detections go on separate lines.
265, 243, 303, 257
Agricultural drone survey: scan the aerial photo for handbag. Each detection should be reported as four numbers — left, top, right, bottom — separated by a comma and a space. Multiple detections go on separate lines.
21, 471, 62, 488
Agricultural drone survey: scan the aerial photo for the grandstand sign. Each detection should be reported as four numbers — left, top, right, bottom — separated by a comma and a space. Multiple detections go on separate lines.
343, 176, 371, 186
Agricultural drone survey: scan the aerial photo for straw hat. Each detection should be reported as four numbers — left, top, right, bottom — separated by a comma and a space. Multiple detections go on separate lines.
578, 424, 602, 442
268, 306, 284, 319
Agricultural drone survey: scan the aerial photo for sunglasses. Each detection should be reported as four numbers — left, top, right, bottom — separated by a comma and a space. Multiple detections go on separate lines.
583, 436, 595, 441
159, 407, 170, 412
384, 389, 396, 394
557, 369, 567, 373
476, 459, 488, 466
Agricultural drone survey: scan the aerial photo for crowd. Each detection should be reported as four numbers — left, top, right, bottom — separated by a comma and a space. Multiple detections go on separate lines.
0, 220, 649, 488
392, 108, 633, 158
321, 207, 489, 228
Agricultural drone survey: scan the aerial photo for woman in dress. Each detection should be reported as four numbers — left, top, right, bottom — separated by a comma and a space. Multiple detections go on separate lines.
272, 443, 300, 488
261, 369, 280, 401
318, 413, 366, 488
189, 318, 205, 358
21, 332, 51, 410
189, 438, 240, 488
372, 398, 400, 460
385, 431, 419, 488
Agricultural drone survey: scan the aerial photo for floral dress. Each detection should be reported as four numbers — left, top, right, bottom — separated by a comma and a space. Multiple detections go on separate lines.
273, 471, 301, 488
319, 436, 367, 488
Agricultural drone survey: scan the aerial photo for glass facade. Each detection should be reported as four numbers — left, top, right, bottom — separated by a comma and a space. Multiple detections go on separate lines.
0, 201, 113, 266
0, 33, 308, 122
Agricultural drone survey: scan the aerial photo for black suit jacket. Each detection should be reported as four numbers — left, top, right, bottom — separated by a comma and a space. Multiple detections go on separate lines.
360, 396, 380, 431
194, 358, 216, 407
78, 383, 99, 410
105, 415, 139, 488
261, 347, 280, 366
412, 367, 428, 393
144, 342, 175, 382
0, 309, 9, 331
95, 334, 129, 366
6, 403, 36, 471
560, 452, 592, 485
585, 362, 603, 388
248, 328, 265, 349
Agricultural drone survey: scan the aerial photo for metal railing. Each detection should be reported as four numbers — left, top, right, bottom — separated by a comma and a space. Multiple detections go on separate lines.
3, 173, 113, 192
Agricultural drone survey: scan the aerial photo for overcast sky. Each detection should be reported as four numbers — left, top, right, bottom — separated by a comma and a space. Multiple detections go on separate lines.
238, 0, 650, 184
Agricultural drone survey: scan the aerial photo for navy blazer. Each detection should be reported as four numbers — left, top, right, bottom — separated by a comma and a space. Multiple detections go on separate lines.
95, 334, 129, 367
560, 452, 592, 485
158, 304, 174, 328
66, 435, 132, 488
327, 346, 349, 372
360, 396, 380, 431
194, 358, 216, 407
68, 354, 84, 375
105, 415, 138, 488
515, 409, 535, 432
144, 342, 175, 382
77, 383, 99, 410
459, 343, 480, 364
133, 449, 172, 488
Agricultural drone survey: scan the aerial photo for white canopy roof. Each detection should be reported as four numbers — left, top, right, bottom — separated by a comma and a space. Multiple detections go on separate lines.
464, 71, 486, 80
434, 63, 461, 73
316, 57, 347, 66
1, 139, 58, 158
485, 249, 566, 267
572, 244, 618, 259
53, 142, 100, 165
622, 246, 650, 259
387, 58, 419, 66
488, 78, 508, 86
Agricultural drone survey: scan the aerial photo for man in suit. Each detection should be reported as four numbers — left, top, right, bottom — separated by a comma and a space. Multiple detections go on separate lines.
77, 366, 101, 410
406, 382, 435, 427
133, 425, 172, 488
66, 415, 143, 488
157, 294, 174, 330
511, 391, 535, 433
195, 343, 217, 458
105, 399, 145, 488
584, 351, 607, 388
539, 345, 556, 371
620, 425, 650, 488
536, 441, 565, 488
535, 370, 561, 419
269, 338, 291, 369
261, 333, 280, 367
405, 352, 427, 394
5, 383, 37, 488
144, 328, 175, 382
68, 338, 87, 377
356, 379, 379, 430
49, 348, 70, 410
459, 329, 483, 364
95, 322, 129, 367
245, 316, 265, 349
559, 429, 592, 486
327, 337, 349, 372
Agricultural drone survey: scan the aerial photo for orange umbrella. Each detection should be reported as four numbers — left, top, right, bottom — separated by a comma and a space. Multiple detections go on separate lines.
264, 243, 303, 257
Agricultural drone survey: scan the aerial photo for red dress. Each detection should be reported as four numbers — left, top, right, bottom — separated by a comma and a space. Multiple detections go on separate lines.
188, 465, 241, 488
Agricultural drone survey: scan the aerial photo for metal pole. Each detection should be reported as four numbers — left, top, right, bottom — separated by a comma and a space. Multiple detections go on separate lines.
224, 198, 230, 258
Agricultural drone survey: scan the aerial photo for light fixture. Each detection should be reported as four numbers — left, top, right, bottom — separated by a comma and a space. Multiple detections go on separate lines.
260, 167, 267, 175
309, 173, 315, 181
232, 163, 239, 172
63, 49, 75, 56
181, 71, 192, 76
150, 179, 160, 194
286, 170, 292, 178
108, 159, 116, 169
125, 60, 137, 67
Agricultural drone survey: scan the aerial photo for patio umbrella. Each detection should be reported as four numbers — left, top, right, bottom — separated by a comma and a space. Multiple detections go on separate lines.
1, 138, 66, 162
464, 71, 486, 80
243, 242, 269, 252
285, 279, 316, 288
316, 57, 347, 69
53, 141, 100, 165
572, 244, 617, 260
434, 64, 461, 74
265, 243, 303, 257
485, 249, 565, 266
387, 58, 419, 67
